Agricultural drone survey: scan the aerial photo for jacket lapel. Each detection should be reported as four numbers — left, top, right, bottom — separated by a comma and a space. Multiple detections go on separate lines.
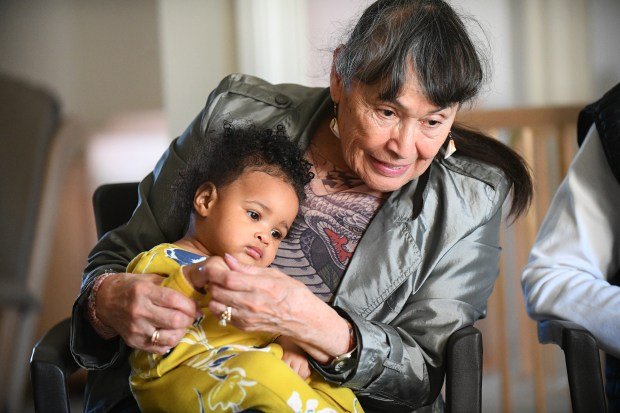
333, 178, 423, 318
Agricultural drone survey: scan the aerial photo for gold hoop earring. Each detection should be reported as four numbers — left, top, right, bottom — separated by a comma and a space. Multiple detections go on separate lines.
444, 132, 456, 159
329, 103, 340, 139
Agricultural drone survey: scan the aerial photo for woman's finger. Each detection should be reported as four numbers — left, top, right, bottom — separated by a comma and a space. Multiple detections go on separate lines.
224, 253, 259, 275
147, 283, 201, 323
299, 362, 311, 380
207, 300, 244, 327
97, 273, 199, 352
141, 327, 187, 355
182, 255, 229, 289
183, 255, 255, 292
126, 312, 193, 353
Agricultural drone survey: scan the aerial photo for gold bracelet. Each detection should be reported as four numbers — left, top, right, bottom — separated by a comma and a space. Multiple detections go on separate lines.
86, 271, 117, 340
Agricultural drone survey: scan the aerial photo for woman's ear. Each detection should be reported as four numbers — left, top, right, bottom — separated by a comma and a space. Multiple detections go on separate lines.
194, 182, 217, 217
329, 46, 344, 104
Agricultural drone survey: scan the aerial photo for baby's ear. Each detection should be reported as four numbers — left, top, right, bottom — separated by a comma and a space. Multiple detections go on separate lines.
194, 182, 217, 217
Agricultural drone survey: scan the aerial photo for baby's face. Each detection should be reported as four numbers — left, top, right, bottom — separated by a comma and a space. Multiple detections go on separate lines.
198, 169, 299, 267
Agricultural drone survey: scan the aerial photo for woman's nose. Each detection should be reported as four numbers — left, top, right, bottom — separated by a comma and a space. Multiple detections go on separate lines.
386, 128, 418, 158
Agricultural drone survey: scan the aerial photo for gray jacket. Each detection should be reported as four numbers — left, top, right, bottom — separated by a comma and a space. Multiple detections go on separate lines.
71, 74, 510, 412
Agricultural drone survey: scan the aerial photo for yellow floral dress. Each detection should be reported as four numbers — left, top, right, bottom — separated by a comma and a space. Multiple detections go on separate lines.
128, 244, 363, 413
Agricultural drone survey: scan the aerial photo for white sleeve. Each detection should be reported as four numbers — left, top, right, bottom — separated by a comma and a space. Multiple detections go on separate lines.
521, 124, 620, 357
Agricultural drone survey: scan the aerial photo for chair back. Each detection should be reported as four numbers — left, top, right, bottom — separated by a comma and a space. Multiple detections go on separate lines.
29, 182, 139, 413
0, 74, 60, 307
92, 182, 139, 238
0, 73, 61, 413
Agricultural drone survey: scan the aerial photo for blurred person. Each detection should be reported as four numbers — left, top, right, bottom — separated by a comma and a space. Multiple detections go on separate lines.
522, 82, 620, 412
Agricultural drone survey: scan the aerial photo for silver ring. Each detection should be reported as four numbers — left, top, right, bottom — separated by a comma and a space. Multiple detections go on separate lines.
150, 329, 160, 346
219, 306, 232, 327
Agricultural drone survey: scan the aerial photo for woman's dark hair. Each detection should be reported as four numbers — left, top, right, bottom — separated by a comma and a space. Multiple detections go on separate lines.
451, 125, 532, 221
170, 122, 313, 231
334, 0, 486, 107
335, 0, 532, 219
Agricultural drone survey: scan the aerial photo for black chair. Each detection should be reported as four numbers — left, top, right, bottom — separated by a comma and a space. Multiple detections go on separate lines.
30, 182, 138, 413
537, 319, 607, 412
0, 73, 63, 413
31, 182, 484, 413
91, 182, 140, 238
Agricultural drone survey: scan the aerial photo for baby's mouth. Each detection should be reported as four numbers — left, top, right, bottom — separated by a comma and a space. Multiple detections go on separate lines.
244, 246, 263, 260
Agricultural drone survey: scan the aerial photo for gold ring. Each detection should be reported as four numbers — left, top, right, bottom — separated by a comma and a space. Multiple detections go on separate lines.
150, 329, 160, 346
219, 306, 232, 327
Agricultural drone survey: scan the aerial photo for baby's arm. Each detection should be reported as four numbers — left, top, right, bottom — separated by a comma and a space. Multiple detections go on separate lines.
275, 336, 311, 380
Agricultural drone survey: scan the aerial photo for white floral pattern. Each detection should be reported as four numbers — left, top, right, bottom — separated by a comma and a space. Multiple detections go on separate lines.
179, 324, 215, 351
129, 245, 363, 412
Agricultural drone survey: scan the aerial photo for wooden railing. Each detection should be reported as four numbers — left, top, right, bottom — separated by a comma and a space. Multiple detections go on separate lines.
455, 105, 583, 413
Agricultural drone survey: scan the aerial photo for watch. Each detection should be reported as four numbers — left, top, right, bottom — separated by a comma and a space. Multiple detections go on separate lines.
327, 319, 358, 373
328, 346, 358, 373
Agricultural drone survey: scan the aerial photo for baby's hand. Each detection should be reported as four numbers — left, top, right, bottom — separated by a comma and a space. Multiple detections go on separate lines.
183, 255, 229, 291
275, 336, 311, 380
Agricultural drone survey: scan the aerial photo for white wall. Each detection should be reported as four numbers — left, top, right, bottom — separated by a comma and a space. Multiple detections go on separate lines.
0, 0, 162, 130
305, 0, 620, 108
304, 0, 517, 109
158, 0, 237, 137
305, 0, 372, 87
451, 0, 620, 107
512, 0, 591, 106
2, 0, 619, 132
448, 0, 516, 108
234, 0, 309, 86
589, 0, 620, 98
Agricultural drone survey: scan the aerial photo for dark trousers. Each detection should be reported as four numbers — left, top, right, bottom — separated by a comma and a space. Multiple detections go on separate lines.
607, 271, 620, 413
607, 354, 620, 413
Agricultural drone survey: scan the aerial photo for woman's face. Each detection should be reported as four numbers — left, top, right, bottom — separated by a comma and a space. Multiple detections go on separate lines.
330, 70, 458, 192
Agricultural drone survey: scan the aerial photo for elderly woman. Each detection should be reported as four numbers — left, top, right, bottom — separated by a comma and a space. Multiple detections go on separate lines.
71, 0, 532, 412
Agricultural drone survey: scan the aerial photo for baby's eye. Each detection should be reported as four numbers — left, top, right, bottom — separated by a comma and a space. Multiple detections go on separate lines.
247, 210, 260, 221
271, 229, 283, 240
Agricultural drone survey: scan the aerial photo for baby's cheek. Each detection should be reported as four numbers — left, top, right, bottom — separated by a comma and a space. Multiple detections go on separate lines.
263, 249, 278, 267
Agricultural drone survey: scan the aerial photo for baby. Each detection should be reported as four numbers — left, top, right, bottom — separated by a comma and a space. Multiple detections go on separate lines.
128, 123, 363, 413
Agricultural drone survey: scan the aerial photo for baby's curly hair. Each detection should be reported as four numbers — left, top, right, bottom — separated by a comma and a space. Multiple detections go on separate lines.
170, 121, 313, 232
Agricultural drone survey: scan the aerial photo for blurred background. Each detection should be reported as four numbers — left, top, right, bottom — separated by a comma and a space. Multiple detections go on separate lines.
1, 0, 619, 412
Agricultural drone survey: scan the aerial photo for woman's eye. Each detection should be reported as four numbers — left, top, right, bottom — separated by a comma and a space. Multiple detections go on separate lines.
271, 230, 283, 240
247, 210, 260, 221
423, 119, 442, 127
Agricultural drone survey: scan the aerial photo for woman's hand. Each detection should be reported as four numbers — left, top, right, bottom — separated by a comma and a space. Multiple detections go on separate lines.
185, 254, 352, 363
95, 273, 200, 354
275, 336, 311, 379
183, 255, 229, 290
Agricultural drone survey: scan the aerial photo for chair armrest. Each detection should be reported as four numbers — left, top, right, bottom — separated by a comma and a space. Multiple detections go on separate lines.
445, 325, 482, 413
30, 317, 80, 413
537, 319, 606, 413
537, 319, 594, 347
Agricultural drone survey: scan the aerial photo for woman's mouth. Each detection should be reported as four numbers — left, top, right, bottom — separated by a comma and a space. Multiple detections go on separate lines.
244, 246, 263, 261
369, 156, 411, 177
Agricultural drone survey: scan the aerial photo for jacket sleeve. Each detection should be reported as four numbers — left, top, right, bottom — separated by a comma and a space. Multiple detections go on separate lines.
521, 127, 620, 358
70, 98, 216, 369
327, 178, 507, 411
